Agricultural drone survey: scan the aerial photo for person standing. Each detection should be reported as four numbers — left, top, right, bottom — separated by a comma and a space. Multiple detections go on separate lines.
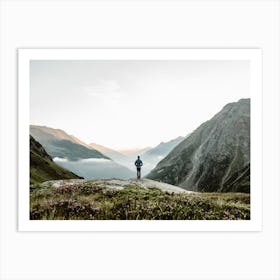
134, 155, 143, 179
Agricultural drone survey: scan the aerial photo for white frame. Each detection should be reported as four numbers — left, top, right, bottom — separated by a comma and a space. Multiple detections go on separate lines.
18, 48, 262, 232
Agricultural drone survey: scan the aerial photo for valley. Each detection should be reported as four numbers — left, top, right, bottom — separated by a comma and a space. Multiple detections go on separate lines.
29, 98, 251, 220
30, 125, 185, 179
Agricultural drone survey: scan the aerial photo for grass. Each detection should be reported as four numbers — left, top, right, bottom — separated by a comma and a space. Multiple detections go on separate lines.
30, 181, 250, 220
30, 135, 82, 184
30, 152, 82, 184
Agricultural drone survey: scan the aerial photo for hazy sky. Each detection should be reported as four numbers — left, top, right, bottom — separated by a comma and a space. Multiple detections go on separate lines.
30, 60, 250, 150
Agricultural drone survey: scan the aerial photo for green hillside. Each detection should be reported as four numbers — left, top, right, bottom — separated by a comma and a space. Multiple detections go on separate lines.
30, 135, 82, 184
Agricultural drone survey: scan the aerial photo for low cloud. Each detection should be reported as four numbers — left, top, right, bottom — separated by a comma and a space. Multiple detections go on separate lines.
79, 158, 111, 163
54, 157, 112, 163
53, 157, 68, 162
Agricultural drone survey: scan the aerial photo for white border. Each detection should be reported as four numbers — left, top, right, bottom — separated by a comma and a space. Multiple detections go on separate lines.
18, 48, 262, 232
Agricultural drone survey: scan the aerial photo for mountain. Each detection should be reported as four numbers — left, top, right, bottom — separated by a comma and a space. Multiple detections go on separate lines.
30, 125, 109, 161
30, 135, 82, 184
147, 99, 250, 193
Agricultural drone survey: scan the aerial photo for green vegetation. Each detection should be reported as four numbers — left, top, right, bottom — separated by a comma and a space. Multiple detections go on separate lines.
30, 135, 82, 184
30, 155, 81, 185
30, 182, 250, 220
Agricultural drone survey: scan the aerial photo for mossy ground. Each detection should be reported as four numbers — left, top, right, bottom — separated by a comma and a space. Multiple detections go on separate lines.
30, 182, 250, 220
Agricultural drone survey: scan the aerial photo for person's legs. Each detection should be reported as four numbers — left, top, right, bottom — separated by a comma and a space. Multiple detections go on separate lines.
137, 168, 140, 179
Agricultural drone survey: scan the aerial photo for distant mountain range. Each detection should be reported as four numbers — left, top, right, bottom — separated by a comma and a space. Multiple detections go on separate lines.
30, 135, 82, 184
90, 137, 185, 175
143, 136, 185, 158
147, 99, 250, 193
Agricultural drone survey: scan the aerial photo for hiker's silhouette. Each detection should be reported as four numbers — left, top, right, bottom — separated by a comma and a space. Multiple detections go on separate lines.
135, 155, 143, 179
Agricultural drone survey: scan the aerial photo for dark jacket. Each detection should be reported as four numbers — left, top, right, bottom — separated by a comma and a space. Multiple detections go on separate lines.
135, 159, 143, 168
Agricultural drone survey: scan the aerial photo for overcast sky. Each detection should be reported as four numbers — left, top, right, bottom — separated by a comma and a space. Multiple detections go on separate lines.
30, 60, 250, 150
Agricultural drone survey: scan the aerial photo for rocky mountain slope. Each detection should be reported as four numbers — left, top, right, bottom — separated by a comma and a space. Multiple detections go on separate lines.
147, 99, 250, 193
30, 135, 82, 184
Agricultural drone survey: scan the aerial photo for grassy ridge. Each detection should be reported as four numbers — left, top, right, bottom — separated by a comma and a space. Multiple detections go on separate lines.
30, 151, 82, 184
30, 135, 82, 184
30, 182, 250, 220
